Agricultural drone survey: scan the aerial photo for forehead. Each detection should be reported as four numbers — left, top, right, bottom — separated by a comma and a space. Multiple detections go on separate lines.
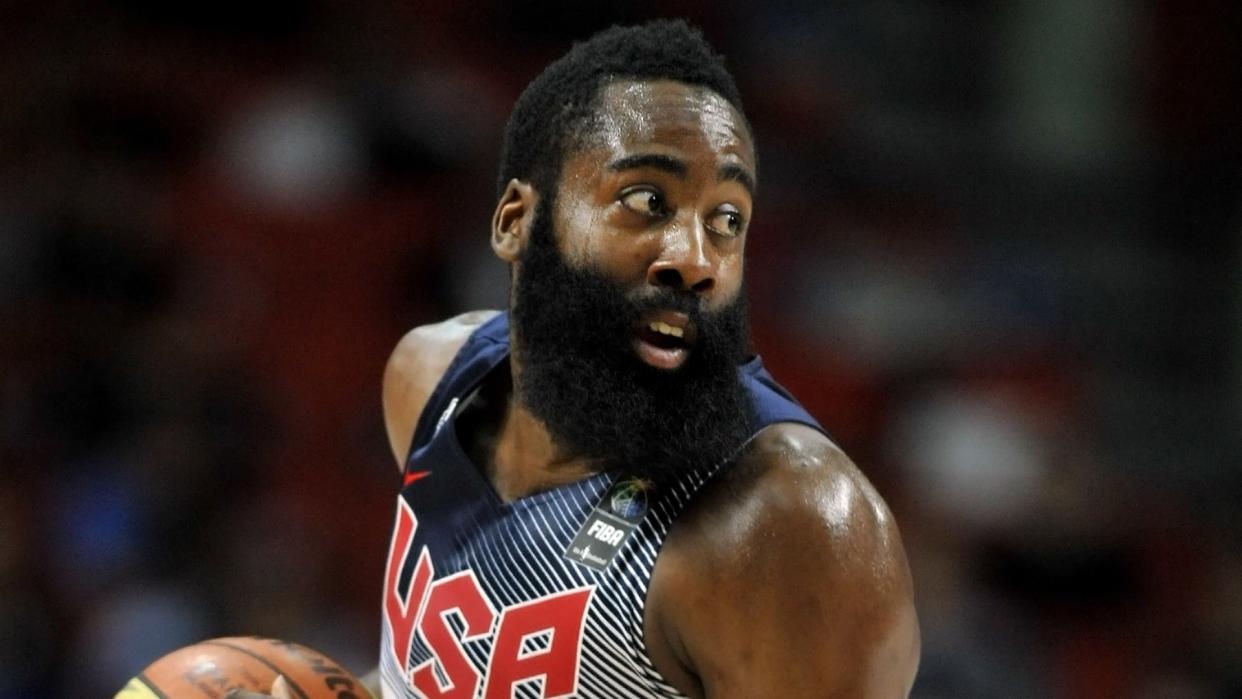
578, 79, 755, 169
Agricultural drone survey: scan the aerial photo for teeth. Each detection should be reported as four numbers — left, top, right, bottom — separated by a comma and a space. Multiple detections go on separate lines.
649, 321, 684, 338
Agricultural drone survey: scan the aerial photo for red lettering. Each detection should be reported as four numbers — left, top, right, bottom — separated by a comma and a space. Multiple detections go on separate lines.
482, 587, 593, 699
411, 571, 498, 698
383, 499, 434, 671
383, 498, 595, 697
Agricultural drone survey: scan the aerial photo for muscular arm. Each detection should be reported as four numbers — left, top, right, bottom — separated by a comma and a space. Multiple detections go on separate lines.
648, 424, 920, 698
381, 310, 500, 469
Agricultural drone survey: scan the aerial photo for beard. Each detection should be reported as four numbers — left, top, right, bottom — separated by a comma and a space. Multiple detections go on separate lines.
510, 199, 756, 485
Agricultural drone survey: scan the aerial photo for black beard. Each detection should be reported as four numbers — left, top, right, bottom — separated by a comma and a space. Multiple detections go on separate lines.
510, 200, 756, 485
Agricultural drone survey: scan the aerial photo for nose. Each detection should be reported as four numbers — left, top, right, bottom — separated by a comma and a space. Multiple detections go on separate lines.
646, 217, 716, 294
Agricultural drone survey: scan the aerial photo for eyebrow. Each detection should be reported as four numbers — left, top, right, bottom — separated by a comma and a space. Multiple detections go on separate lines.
608, 153, 757, 196
719, 162, 756, 196
608, 153, 688, 177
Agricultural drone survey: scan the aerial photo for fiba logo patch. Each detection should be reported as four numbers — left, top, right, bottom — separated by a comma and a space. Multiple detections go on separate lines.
564, 478, 652, 571
608, 479, 650, 522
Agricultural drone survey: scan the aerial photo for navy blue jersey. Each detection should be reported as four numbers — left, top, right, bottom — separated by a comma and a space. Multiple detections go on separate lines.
379, 313, 824, 699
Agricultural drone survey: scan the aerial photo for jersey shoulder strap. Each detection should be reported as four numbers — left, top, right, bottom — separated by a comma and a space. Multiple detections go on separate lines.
403, 313, 510, 467
741, 356, 832, 440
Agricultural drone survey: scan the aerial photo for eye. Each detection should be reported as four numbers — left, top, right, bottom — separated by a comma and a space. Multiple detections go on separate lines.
706, 207, 746, 237
619, 187, 667, 218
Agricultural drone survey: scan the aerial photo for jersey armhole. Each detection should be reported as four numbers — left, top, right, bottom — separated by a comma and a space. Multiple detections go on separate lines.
402, 315, 510, 472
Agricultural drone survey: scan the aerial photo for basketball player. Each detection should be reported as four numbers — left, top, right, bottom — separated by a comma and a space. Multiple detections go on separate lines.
235, 19, 918, 699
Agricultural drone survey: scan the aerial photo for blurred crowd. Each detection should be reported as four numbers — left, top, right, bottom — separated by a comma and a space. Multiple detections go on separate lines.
1, 2, 1238, 697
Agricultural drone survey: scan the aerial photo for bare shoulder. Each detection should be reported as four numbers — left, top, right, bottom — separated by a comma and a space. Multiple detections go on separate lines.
720, 424, 904, 566
381, 310, 501, 469
648, 423, 920, 698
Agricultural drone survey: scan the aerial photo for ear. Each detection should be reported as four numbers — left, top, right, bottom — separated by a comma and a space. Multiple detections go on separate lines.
491, 179, 538, 263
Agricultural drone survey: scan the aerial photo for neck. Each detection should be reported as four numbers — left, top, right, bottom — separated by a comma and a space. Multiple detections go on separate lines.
489, 396, 597, 502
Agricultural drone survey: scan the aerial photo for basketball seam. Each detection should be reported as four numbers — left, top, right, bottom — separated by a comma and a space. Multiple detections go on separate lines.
135, 673, 171, 699
198, 641, 313, 699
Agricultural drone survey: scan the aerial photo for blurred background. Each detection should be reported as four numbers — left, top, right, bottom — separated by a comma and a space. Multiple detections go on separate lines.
1, 1, 1239, 697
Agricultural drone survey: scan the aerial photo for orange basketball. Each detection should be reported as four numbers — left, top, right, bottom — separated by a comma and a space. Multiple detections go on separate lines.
115, 636, 368, 699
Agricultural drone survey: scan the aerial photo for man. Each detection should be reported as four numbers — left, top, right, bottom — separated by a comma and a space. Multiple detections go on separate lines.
243, 18, 918, 699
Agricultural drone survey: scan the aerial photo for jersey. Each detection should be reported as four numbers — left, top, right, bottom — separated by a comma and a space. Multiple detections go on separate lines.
379, 313, 825, 699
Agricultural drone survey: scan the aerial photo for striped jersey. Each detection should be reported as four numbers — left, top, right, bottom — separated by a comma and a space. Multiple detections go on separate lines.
379, 313, 823, 699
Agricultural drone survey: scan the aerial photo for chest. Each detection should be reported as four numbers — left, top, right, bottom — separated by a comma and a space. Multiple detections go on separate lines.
380, 442, 689, 698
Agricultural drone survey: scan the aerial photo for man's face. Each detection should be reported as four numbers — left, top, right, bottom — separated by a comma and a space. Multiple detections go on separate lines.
509, 80, 758, 483
550, 80, 756, 368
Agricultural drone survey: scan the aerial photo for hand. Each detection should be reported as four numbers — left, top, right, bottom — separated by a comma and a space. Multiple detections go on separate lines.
225, 675, 293, 699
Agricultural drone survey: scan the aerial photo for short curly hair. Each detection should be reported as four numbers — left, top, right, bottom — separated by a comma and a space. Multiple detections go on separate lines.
497, 19, 749, 200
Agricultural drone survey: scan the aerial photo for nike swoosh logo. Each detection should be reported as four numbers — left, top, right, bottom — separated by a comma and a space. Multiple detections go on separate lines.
404, 470, 432, 486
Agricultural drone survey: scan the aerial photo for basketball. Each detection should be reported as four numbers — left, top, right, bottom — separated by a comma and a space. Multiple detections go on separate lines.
115, 636, 368, 698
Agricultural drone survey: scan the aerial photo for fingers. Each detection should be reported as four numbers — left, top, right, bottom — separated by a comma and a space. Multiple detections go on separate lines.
224, 675, 291, 699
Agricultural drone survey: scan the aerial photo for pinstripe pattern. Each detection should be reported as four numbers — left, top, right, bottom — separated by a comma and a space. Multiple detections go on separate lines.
380, 471, 698, 698
379, 314, 823, 699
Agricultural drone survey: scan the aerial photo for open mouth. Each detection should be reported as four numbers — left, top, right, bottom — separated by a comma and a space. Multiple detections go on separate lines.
633, 312, 696, 370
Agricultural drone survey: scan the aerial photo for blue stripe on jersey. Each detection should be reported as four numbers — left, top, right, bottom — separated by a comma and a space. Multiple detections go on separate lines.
380, 313, 825, 699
